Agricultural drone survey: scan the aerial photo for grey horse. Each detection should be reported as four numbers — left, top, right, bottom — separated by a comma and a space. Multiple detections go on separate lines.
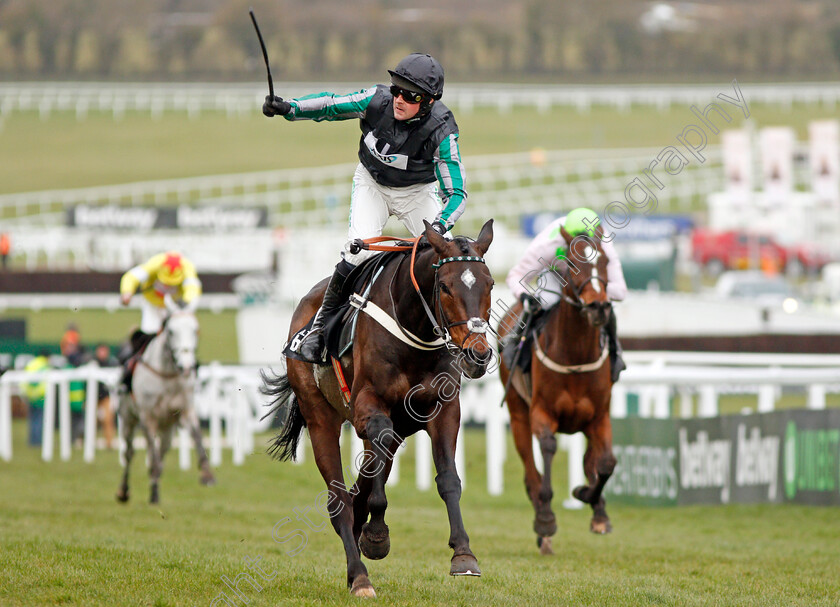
116, 296, 215, 504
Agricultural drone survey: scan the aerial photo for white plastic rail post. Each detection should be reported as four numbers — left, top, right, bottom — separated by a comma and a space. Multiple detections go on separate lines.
415, 432, 432, 491
486, 402, 505, 496
83, 374, 98, 463
41, 375, 55, 461
58, 377, 71, 461
563, 433, 585, 510
0, 380, 11, 461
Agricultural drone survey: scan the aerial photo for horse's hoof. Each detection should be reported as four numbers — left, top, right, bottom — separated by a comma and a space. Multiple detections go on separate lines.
450, 553, 481, 577
533, 512, 557, 537
572, 485, 592, 504
116, 490, 129, 503
590, 518, 612, 534
350, 575, 376, 598
538, 536, 554, 556
359, 523, 390, 560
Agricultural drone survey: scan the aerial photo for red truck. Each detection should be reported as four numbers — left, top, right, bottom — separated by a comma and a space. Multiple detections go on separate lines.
691, 229, 830, 275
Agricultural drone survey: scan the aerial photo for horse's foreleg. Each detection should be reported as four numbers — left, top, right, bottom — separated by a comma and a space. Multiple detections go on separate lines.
185, 409, 215, 486
140, 421, 162, 504
507, 388, 542, 510
355, 414, 399, 561
573, 415, 617, 534
427, 405, 480, 577
306, 418, 373, 597
116, 400, 137, 503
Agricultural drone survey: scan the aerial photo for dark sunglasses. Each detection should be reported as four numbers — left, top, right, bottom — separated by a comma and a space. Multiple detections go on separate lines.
390, 85, 425, 104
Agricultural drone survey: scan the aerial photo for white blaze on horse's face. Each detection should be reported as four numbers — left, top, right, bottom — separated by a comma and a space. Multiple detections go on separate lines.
583, 245, 602, 293
461, 269, 476, 290
166, 314, 199, 373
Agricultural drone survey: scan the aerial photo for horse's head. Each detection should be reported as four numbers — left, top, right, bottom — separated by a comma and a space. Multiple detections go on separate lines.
163, 296, 199, 374
424, 219, 495, 379
559, 225, 611, 328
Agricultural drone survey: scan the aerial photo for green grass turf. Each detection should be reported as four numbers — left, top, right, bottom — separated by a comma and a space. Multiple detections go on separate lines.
0, 308, 239, 364
2, 101, 839, 195
2, 421, 839, 606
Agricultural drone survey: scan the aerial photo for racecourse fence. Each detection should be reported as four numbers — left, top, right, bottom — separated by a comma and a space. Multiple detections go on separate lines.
2, 82, 839, 121
3, 352, 839, 507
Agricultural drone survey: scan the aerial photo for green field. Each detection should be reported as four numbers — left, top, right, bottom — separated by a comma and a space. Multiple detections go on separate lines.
2, 422, 839, 606
2, 100, 840, 194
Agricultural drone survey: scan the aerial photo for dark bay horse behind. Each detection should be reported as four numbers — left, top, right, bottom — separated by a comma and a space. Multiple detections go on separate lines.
263, 219, 494, 597
116, 298, 215, 504
498, 225, 616, 555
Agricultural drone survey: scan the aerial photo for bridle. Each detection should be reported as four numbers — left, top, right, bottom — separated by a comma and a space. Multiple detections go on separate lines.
558, 270, 611, 314
354, 236, 490, 355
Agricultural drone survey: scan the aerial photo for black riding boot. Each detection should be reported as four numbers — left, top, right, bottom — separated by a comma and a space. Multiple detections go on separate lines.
606, 311, 626, 383
298, 260, 354, 363
119, 331, 155, 393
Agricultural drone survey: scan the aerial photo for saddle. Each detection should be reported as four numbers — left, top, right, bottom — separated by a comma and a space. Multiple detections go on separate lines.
500, 307, 553, 375
284, 251, 405, 365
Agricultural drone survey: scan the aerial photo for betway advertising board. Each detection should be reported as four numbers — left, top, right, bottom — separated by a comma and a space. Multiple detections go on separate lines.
605, 410, 840, 506
67, 205, 268, 230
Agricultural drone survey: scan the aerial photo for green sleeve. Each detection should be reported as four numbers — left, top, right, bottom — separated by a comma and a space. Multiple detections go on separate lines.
434, 133, 467, 228
284, 87, 376, 122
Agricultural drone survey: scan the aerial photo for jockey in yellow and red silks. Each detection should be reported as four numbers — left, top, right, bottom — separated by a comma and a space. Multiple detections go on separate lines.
120, 251, 202, 336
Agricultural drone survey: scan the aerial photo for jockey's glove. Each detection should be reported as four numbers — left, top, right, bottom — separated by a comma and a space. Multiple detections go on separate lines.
431, 221, 447, 236
262, 95, 292, 117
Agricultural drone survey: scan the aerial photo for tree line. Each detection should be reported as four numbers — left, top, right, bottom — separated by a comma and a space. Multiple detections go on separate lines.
0, 0, 838, 81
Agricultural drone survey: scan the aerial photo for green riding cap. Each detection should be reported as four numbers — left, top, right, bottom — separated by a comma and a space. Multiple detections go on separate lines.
564, 207, 601, 238
550, 207, 601, 262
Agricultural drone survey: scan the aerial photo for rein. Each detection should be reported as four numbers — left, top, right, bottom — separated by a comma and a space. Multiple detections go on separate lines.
353, 235, 487, 354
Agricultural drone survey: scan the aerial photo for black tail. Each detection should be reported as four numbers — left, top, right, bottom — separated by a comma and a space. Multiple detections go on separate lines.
260, 369, 306, 462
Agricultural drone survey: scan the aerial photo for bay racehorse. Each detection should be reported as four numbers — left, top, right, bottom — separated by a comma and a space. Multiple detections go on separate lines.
262, 219, 494, 597
498, 225, 616, 555
116, 296, 215, 504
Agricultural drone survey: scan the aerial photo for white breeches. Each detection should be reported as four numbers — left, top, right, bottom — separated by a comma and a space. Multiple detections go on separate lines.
140, 299, 168, 334
342, 164, 442, 265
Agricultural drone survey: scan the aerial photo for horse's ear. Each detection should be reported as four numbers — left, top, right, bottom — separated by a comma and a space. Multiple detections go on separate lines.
560, 225, 574, 245
593, 223, 606, 244
473, 218, 494, 256
423, 219, 449, 254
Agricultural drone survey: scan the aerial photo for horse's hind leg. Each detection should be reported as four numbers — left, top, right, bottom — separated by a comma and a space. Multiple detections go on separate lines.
308, 416, 374, 597
355, 414, 399, 561
116, 400, 137, 503
573, 415, 617, 534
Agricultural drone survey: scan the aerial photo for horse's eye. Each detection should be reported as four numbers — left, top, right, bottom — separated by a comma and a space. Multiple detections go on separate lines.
440, 283, 451, 295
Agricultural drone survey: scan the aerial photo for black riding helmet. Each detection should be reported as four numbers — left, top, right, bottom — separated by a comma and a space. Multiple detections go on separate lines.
388, 53, 444, 100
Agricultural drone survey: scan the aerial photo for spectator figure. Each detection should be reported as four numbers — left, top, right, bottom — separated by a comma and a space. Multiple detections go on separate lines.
93, 343, 118, 449
22, 351, 50, 447
60, 330, 86, 446
0, 232, 10, 270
